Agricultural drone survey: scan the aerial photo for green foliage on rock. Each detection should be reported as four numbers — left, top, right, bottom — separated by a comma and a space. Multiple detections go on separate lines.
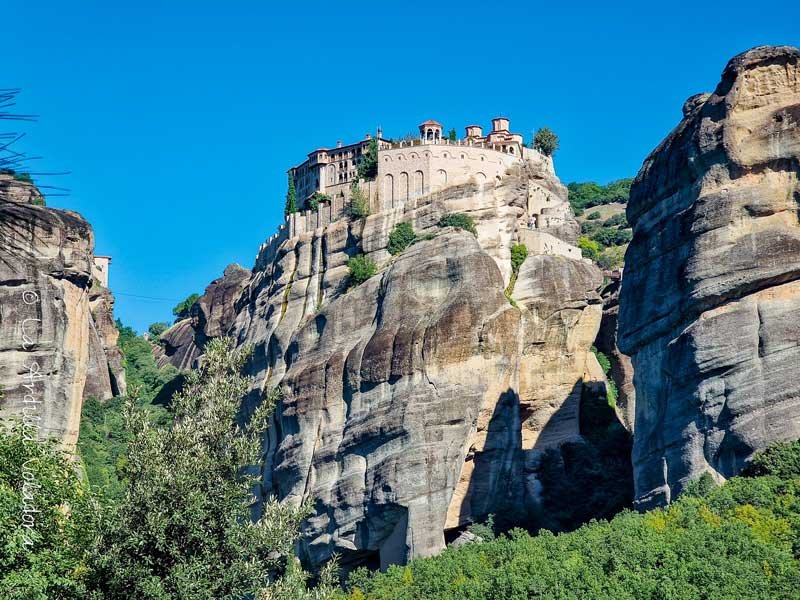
438, 213, 477, 237
387, 222, 416, 255
590, 226, 632, 247
308, 191, 329, 212
0, 421, 99, 599
172, 293, 199, 318
147, 321, 169, 338
350, 185, 370, 218
356, 138, 378, 180
339, 441, 800, 600
285, 171, 298, 216
587, 210, 601, 220
510, 243, 528, 273
603, 212, 628, 228
347, 254, 377, 286
30, 196, 46, 206
532, 127, 559, 156
12, 171, 33, 183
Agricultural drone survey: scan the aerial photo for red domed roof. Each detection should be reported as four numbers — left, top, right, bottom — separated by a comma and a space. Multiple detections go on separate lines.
419, 119, 443, 127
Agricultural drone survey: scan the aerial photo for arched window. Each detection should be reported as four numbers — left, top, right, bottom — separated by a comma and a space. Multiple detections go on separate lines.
413, 170, 424, 196
437, 169, 447, 186
399, 172, 409, 201
384, 173, 394, 205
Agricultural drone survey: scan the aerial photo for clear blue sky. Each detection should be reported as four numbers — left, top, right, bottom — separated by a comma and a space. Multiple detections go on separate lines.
5, 1, 798, 332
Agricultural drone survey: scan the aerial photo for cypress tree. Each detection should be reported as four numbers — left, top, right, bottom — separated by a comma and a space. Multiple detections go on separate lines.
284, 171, 298, 216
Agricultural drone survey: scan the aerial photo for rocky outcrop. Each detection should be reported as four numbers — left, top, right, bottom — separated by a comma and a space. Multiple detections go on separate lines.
0, 194, 124, 450
157, 263, 250, 370
618, 46, 800, 508
224, 154, 614, 570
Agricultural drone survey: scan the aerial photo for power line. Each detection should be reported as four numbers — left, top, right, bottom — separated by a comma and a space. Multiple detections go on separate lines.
114, 291, 183, 302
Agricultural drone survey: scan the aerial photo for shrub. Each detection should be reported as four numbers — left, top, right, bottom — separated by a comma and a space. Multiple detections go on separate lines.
532, 127, 559, 156
30, 196, 46, 206
387, 222, 416, 255
567, 178, 633, 212
578, 236, 601, 261
438, 213, 477, 236
350, 185, 370, 218
603, 213, 628, 228
597, 246, 625, 270
347, 254, 377, 285
581, 221, 601, 234
308, 192, 328, 212
172, 292, 199, 318
590, 226, 632, 248
447, 128, 457, 141
587, 211, 601, 220
510, 243, 528, 273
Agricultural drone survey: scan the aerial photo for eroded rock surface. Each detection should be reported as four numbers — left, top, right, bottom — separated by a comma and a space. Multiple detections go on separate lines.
157, 263, 250, 370
0, 196, 123, 450
223, 155, 613, 570
618, 45, 800, 508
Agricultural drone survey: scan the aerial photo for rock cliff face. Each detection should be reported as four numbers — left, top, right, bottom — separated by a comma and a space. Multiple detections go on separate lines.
0, 190, 124, 450
618, 46, 800, 508
222, 156, 615, 569
157, 263, 250, 370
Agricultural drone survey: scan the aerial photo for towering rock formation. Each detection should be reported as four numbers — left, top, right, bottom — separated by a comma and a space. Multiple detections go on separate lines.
156, 263, 250, 370
0, 178, 125, 450
618, 46, 800, 508
220, 153, 618, 570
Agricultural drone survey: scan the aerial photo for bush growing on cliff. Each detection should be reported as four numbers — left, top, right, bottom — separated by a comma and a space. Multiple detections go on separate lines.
532, 127, 559, 156
387, 222, 416, 255
438, 213, 477, 236
347, 254, 377, 285
339, 440, 800, 599
510, 243, 528, 273
308, 192, 329, 212
349, 185, 370, 219
172, 292, 199, 318
285, 172, 298, 216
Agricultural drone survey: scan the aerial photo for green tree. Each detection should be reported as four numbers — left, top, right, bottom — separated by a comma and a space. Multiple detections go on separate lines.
587, 211, 601, 220
597, 246, 625, 270
578, 236, 601, 261
147, 322, 169, 338
387, 222, 416, 255
567, 179, 633, 212
510, 243, 528, 273
447, 128, 457, 141
532, 127, 559, 157
350, 185, 370, 219
308, 192, 329, 212
88, 339, 330, 599
438, 213, 477, 236
356, 138, 378, 180
0, 421, 99, 599
347, 254, 377, 286
285, 171, 298, 216
172, 293, 199, 318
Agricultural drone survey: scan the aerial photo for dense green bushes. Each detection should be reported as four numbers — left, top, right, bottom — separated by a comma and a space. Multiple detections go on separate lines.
347, 254, 377, 285
356, 138, 378, 181
339, 441, 800, 600
438, 213, 477, 236
388, 222, 416, 255
350, 185, 370, 218
567, 178, 633, 212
